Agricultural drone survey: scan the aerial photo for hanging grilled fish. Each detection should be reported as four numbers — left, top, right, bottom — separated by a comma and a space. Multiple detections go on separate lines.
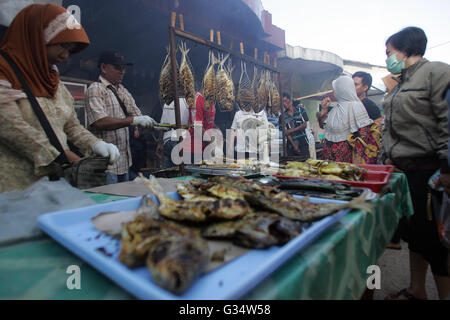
202, 50, 218, 110
271, 79, 281, 115
256, 69, 268, 113
179, 42, 196, 109
159, 46, 177, 106
215, 54, 235, 111
237, 61, 255, 112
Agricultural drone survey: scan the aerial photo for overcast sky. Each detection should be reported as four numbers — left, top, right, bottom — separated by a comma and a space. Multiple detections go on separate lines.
261, 0, 450, 66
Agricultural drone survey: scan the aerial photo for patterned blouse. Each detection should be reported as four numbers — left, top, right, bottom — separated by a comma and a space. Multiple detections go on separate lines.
86, 76, 142, 175
0, 79, 100, 192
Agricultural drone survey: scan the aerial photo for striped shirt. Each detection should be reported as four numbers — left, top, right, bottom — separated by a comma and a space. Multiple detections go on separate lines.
86, 76, 142, 175
281, 106, 309, 140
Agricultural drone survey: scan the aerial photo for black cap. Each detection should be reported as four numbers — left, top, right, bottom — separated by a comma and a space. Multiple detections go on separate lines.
97, 51, 133, 68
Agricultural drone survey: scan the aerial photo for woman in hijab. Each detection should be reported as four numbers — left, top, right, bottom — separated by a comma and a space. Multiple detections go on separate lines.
318, 75, 376, 163
0, 4, 120, 192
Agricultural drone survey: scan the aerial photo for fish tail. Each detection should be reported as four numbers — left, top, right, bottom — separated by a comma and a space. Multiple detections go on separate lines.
139, 173, 166, 198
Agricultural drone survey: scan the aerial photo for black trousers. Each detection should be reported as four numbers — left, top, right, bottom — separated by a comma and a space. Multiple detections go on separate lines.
404, 169, 449, 276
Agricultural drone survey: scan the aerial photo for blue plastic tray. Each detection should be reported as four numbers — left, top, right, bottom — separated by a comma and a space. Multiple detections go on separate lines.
38, 192, 349, 300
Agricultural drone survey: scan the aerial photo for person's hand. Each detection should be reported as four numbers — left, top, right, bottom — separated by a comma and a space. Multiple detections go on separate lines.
134, 127, 140, 139
293, 145, 301, 154
156, 143, 163, 159
132, 116, 157, 128
438, 172, 450, 195
321, 97, 331, 113
92, 141, 120, 164
64, 150, 81, 163
385, 158, 404, 173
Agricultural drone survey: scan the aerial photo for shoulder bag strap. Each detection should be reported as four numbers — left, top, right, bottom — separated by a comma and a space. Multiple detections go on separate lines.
105, 83, 130, 117
0, 50, 70, 164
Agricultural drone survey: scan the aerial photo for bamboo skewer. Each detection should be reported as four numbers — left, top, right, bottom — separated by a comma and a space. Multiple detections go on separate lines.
294, 90, 334, 101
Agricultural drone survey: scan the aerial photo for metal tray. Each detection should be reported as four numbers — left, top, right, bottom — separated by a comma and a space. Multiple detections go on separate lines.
184, 165, 262, 178
38, 192, 349, 300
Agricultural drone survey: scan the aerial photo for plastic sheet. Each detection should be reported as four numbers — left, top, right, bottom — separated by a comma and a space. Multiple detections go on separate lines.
0, 177, 96, 245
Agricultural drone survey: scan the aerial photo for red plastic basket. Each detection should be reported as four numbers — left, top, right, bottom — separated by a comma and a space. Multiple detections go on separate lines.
358, 164, 395, 173
273, 170, 391, 193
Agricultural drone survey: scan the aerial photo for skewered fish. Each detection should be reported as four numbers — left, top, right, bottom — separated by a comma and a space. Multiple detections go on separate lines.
179, 42, 196, 109
159, 47, 178, 106
202, 50, 218, 110
237, 61, 255, 112
216, 54, 235, 111
255, 70, 268, 113
271, 74, 281, 115
140, 175, 250, 222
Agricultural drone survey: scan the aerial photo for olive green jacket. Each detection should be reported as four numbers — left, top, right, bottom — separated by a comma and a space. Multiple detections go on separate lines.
381, 58, 450, 170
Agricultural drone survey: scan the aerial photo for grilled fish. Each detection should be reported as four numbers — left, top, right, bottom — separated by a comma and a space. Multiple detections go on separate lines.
176, 182, 217, 202
285, 159, 368, 181
207, 176, 372, 222
203, 212, 303, 249
119, 212, 197, 268
179, 42, 195, 109
202, 50, 218, 110
118, 209, 209, 295
256, 70, 268, 112
216, 54, 235, 111
140, 175, 249, 222
159, 47, 177, 106
271, 80, 281, 115
237, 62, 255, 112
146, 235, 209, 295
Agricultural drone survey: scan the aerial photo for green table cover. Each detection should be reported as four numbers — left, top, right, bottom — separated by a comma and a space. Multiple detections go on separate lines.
0, 173, 412, 300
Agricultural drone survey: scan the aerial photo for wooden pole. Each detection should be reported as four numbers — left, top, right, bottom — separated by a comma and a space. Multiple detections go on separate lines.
171, 12, 176, 28
179, 14, 184, 31
217, 31, 221, 46
169, 26, 184, 175
173, 28, 280, 72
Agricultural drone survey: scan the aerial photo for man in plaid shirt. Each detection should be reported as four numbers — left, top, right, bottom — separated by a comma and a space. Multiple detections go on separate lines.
86, 51, 156, 184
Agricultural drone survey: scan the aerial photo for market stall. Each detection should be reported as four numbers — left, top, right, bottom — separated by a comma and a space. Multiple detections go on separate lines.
0, 173, 412, 299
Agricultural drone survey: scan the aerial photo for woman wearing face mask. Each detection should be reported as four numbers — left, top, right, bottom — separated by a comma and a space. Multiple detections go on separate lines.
0, 4, 120, 192
381, 27, 450, 300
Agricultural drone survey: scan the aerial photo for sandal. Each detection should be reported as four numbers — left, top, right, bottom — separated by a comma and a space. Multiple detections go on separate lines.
384, 288, 426, 300
386, 242, 402, 250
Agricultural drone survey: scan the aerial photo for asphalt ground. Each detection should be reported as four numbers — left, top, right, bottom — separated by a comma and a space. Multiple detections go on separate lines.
373, 240, 439, 300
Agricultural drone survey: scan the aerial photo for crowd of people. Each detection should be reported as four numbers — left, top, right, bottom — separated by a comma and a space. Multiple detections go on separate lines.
0, 4, 449, 299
